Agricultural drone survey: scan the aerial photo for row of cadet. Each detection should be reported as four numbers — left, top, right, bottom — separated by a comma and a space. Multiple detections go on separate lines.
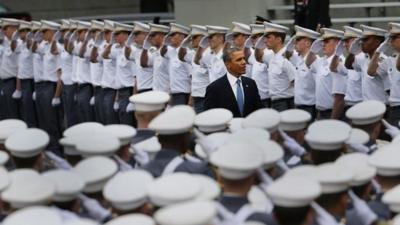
0, 90, 400, 225
1, 18, 400, 150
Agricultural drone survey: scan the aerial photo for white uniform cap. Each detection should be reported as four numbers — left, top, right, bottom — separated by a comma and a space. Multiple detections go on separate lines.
104, 124, 136, 146
345, 100, 386, 125
250, 24, 264, 36
294, 25, 320, 39
149, 105, 195, 135
64, 219, 99, 225
2, 170, 55, 209
104, 214, 155, 225
169, 23, 190, 35
263, 21, 289, 34
248, 185, 271, 212
129, 91, 170, 112
103, 20, 114, 31
320, 28, 344, 40
69, 19, 78, 29
335, 153, 376, 186
279, 109, 311, 131
369, 143, 400, 176
307, 119, 351, 134
0, 151, 9, 166
114, 22, 134, 32
383, 185, 400, 213
194, 132, 231, 159
210, 141, 264, 180
232, 22, 251, 35
75, 132, 120, 158
133, 21, 150, 33
242, 108, 280, 132
193, 175, 221, 201
73, 156, 118, 193
147, 173, 201, 207
103, 170, 153, 211
63, 122, 104, 137
154, 200, 217, 225
389, 22, 400, 36
2, 18, 19, 27
5, 128, 49, 158
306, 120, 351, 150
18, 20, 31, 30
229, 118, 244, 133
206, 25, 229, 36
190, 24, 207, 36
194, 108, 233, 133
343, 26, 362, 39
77, 21, 91, 30
266, 177, 321, 207
40, 20, 60, 30
42, 170, 85, 202
346, 128, 370, 145
130, 136, 161, 157
60, 19, 70, 30
149, 23, 170, 34
360, 24, 387, 37
0, 119, 27, 144
2, 206, 62, 225
314, 163, 354, 194
31, 21, 42, 31
244, 222, 267, 225
59, 135, 88, 156
90, 20, 104, 31
0, 167, 10, 192
284, 165, 317, 179
229, 128, 270, 143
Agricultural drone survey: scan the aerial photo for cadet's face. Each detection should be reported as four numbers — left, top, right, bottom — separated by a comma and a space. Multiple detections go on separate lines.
295, 37, 311, 53
390, 35, 400, 52
322, 38, 339, 56
4, 25, 17, 39
265, 33, 279, 49
343, 38, 354, 51
169, 32, 186, 47
209, 33, 224, 49
191, 35, 202, 48
361, 36, 381, 54
225, 50, 246, 75
18, 29, 29, 40
233, 33, 249, 48
251, 34, 262, 45
78, 30, 87, 41
43, 29, 55, 41
134, 32, 147, 45
149, 32, 164, 46
115, 31, 129, 44
104, 30, 112, 42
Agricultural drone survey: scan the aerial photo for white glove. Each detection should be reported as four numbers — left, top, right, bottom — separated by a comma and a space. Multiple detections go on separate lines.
311, 202, 341, 225
51, 97, 61, 107
126, 102, 135, 113
113, 155, 133, 171
143, 35, 152, 50
335, 40, 345, 56
279, 129, 306, 157
349, 38, 362, 55
109, 32, 116, 45
113, 101, 119, 112
371, 179, 382, 194
382, 119, 400, 139
180, 35, 191, 49
94, 31, 104, 48
376, 37, 391, 54
32, 91, 36, 101
310, 39, 323, 54
63, 31, 71, 42
126, 32, 135, 46
79, 194, 111, 222
254, 37, 266, 49
276, 159, 290, 172
285, 36, 296, 52
11, 90, 22, 99
348, 190, 378, 225
11, 30, 19, 41
34, 32, 43, 42
131, 145, 150, 166
83, 31, 91, 42
244, 36, 253, 49
45, 151, 72, 170
225, 33, 234, 44
52, 30, 61, 43
347, 143, 370, 154
193, 128, 217, 158
68, 30, 78, 44
89, 96, 95, 106
162, 34, 171, 46
199, 36, 209, 49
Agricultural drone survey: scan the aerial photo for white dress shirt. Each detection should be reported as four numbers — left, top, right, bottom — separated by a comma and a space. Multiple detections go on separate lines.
1, 37, 18, 79
290, 51, 316, 106
16, 39, 34, 80
59, 44, 73, 85
249, 50, 270, 100
377, 55, 400, 106
311, 54, 334, 110
148, 47, 170, 92
111, 43, 135, 89
129, 44, 153, 90
227, 71, 244, 104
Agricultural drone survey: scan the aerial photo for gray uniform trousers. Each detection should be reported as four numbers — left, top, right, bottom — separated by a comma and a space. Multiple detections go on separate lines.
61, 84, 79, 128
102, 88, 119, 124
117, 87, 136, 127
93, 86, 104, 124
76, 83, 94, 123
20, 79, 37, 127
1, 77, 19, 119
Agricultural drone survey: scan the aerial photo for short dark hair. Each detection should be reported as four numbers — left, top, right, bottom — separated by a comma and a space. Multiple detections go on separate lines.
310, 148, 342, 165
12, 154, 41, 169
268, 32, 286, 43
316, 191, 347, 209
273, 205, 311, 225
222, 45, 242, 63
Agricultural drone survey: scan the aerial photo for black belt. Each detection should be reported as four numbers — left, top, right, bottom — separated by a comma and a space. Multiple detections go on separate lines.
171, 93, 190, 96
390, 105, 400, 110
118, 87, 132, 92
78, 83, 91, 88
137, 88, 152, 93
2, 77, 16, 82
272, 97, 294, 103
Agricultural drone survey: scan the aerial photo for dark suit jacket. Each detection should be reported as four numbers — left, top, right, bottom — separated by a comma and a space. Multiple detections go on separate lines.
204, 74, 263, 117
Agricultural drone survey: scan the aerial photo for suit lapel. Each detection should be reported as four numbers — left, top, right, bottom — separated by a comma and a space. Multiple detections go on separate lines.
222, 75, 241, 114
242, 77, 251, 114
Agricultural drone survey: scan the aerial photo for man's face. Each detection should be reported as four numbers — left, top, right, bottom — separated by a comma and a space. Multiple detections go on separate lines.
295, 37, 312, 53
78, 29, 87, 42
104, 30, 112, 42
42, 29, 55, 41
134, 31, 147, 45
149, 32, 165, 47
18, 29, 29, 40
209, 33, 224, 50
225, 50, 246, 75
390, 34, 400, 52
264, 33, 280, 49
322, 38, 339, 56
169, 32, 186, 47
251, 34, 262, 46
233, 33, 249, 48
191, 35, 202, 48
343, 37, 355, 51
115, 31, 129, 44
361, 36, 381, 54
4, 25, 17, 39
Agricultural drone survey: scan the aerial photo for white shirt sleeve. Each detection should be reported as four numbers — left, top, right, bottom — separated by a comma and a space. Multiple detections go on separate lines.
283, 58, 296, 82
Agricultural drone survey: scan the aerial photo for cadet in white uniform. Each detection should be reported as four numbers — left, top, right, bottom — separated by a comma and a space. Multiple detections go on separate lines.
255, 22, 296, 112
227, 22, 251, 76
178, 25, 208, 113
285, 25, 320, 120
306, 28, 343, 119
0, 19, 20, 119
14, 20, 37, 127
161, 23, 191, 105
140, 23, 170, 93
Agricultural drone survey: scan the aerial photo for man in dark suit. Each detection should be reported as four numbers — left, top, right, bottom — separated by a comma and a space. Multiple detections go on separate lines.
204, 46, 263, 117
